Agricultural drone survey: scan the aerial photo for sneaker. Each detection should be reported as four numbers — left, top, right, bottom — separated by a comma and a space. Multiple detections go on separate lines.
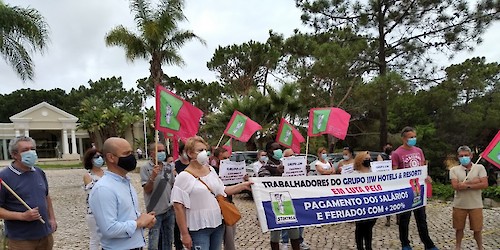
300, 242, 311, 250
280, 242, 289, 250
402, 246, 412, 250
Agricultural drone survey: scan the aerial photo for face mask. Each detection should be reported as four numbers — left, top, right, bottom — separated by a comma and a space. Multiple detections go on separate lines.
407, 138, 417, 147
207, 151, 211, 157
157, 151, 166, 162
117, 154, 137, 172
321, 153, 328, 160
21, 150, 37, 167
196, 150, 209, 166
459, 156, 471, 166
182, 152, 188, 160
362, 159, 371, 167
272, 149, 283, 160
92, 156, 104, 167
343, 155, 350, 161
260, 156, 268, 163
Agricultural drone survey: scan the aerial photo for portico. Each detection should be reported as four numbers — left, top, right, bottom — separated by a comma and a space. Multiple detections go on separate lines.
0, 102, 89, 160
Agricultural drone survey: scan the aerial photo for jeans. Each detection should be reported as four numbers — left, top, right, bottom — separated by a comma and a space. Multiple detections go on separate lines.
189, 224, 224, 250
355, 219, 377, 250
271, 228, 299, 243
399, 206, 436, 249
85, 214, 101, 250
148, 208, 175, 250
281, 227, 304, 243
223, 224, 236, 250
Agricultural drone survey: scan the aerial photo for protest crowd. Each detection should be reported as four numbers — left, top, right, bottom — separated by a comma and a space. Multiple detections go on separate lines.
0, 86, 498, 250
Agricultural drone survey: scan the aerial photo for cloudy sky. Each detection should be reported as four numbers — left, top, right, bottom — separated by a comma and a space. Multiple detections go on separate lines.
1, 0, 499, 96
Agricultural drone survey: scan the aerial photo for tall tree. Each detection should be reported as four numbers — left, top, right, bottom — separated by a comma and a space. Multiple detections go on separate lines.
296, 0, 500, 147
105, 0, 204, 91
0, 1, 49, 81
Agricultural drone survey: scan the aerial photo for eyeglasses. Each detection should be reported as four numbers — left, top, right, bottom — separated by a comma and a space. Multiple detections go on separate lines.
93, 155, 101, 159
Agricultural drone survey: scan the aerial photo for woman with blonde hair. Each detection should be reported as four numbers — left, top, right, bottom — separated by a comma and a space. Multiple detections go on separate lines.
172, 136, 252, 250
353, 151, 377, 250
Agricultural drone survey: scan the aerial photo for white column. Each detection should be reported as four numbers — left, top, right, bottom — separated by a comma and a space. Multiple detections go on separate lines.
15, 130, 20, 137
78, 138, 83, 157
2, 139, 8, 160
62, 129, 69, 154
24, 129, 29, 137
71, 129, 77, 154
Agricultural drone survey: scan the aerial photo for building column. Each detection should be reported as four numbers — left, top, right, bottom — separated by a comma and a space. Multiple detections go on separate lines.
62, 129, 69, 154
15, 130, 20, 137
78, 138, 83, 157
71, 129, 77, 154
24, 129, 29, 137
2, 139, 8, 160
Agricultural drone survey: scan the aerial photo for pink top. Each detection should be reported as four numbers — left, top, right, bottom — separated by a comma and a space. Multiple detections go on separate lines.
391, 146, 425, 169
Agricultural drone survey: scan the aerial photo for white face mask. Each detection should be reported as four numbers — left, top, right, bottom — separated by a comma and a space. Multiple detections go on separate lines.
196, 150, 209, 166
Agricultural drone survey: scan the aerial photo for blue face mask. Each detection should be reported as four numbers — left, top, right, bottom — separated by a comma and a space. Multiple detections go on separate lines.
272, 149, 283, 160
157, 151, 166, 162
407, 138, 417, 147
321, 153, 328, 160
21, 150, 38, 167
92, 156, 104, 167
459, 156, 471, 166
260, 156, 268, 163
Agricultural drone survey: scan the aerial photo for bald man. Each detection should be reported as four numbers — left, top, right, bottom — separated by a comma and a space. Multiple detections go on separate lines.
283, 148, 295, 158
89, 137, 156, 250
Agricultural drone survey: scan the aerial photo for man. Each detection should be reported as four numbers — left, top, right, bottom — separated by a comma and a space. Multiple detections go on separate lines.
450, 146, 488, 250
280, 148, 310, 250
89, 137, 156, 250
377, 143, 394, 227
0, 136, 57, 250
211, 147, 236, 250
140, 143, 175, 250
392, 127, 438, 250
250, 150, 268, 177
136, 148, 143, 159
173, 143, 189, 250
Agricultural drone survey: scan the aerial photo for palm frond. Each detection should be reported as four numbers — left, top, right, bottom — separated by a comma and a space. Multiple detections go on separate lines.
105, 26, 148, 61
1, 36, 33, 81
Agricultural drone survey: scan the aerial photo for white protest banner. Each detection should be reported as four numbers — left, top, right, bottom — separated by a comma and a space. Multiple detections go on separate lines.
370, 160, 392, 172
340, 163, 354, 174
250, 166, 428, 232
282, 156, 307, 177
219, 159, 246, 185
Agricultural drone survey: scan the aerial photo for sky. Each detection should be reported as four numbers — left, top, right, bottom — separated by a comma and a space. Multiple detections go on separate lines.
1, 0, 500, 97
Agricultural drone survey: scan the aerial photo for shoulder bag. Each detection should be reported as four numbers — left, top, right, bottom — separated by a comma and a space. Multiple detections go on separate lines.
185, 169, 241, 226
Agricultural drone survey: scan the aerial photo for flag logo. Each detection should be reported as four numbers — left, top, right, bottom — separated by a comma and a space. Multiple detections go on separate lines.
160, 92, 183, 131
312, 110, 330, 134
482, 130, 500, 169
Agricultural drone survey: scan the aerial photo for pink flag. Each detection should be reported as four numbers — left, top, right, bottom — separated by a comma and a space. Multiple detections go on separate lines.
223, 111, 262, 142
222, 138, 232, 155
276, 118, 305, 153
307, 107, 350, 140
481, 130, 500, 169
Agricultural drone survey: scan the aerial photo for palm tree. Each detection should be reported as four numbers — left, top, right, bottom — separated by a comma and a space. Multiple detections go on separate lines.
0, 1, 49, 81
105, 0, 204, 93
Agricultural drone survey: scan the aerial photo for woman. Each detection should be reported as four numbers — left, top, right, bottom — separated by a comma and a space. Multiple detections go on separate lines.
82, 148, 105, 250
258, 142, 301, 250
172, 136, 252, 250
353, 151, 377, 250
315, 147, 335, 175
337, 146, 355, 174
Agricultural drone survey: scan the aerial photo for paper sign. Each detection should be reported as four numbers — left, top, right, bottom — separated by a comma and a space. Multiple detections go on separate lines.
282, 156, 307, 177
370, 160, 392, 172
219, 159, 246, 185
341, 163, 354, 174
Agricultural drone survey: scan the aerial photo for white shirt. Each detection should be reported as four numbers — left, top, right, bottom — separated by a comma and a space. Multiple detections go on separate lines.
171, 167, 226, 231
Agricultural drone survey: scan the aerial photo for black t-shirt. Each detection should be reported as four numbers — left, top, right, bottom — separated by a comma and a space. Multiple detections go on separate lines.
175, 160, 189, 173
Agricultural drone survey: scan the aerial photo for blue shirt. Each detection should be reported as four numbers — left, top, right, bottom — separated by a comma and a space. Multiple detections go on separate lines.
89, 171, 145, 250
0, 164, 52, 240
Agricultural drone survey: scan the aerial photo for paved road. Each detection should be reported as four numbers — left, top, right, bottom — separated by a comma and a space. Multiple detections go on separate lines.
40, 168, 500, 249
233, 194, 500, 250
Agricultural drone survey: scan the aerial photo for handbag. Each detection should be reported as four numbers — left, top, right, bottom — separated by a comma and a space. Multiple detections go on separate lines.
185, 170, 241, 226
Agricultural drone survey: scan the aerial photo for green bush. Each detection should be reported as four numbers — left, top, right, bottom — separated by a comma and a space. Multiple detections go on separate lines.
431, 182, 454, 200
482, 186, 500, 201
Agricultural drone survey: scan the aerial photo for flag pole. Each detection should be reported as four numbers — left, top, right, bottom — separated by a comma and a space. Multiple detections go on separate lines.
155, 130, 159, 166
216, 133, 225, 148
475, 155, 482, 165
463, 155, 482, 182
305, 135, 310, 157
0, 180, 45, 224
166, 138, 170, 155
143, 108, 148, 160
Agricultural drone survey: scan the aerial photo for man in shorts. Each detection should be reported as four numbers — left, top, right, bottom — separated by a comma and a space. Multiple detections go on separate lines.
450, 145, 488, 250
